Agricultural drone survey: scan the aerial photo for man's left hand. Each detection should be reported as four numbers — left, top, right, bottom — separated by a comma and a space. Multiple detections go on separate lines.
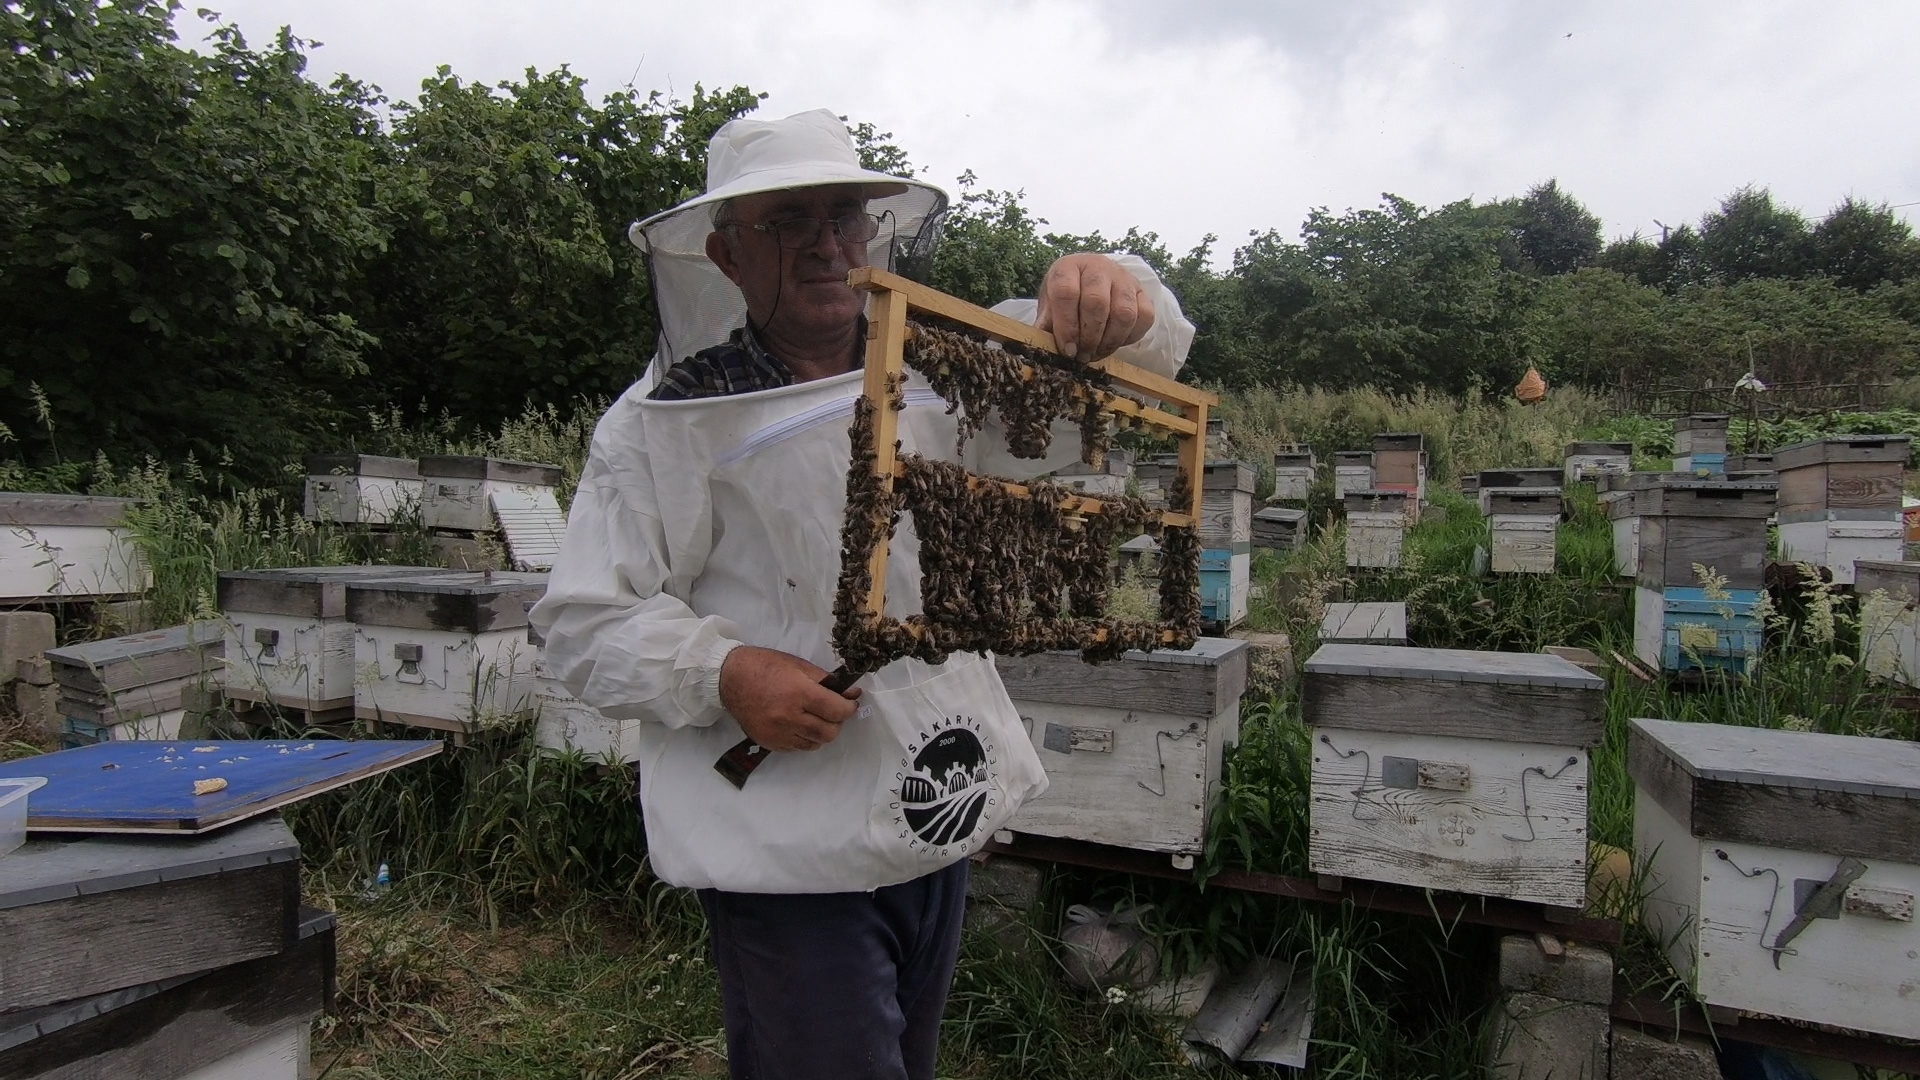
1037, 253, 1157, 362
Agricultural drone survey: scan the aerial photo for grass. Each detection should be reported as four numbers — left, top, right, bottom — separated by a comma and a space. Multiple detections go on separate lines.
8, 386, 1920, 1077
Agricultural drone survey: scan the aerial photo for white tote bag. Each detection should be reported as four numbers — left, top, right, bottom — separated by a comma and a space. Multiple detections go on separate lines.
632, 370, 1065, 893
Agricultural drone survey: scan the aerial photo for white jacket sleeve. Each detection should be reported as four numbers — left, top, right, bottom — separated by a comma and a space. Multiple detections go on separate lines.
988, 252, 1194, 380
528, 395, 743, 728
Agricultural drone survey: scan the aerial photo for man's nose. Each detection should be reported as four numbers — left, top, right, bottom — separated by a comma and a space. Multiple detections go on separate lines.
802, 219, 847, 261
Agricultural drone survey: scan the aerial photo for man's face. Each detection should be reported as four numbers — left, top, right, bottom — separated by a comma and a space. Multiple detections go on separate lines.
707, 185, 872, 342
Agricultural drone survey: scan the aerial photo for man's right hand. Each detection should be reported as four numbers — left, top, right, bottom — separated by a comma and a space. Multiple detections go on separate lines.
718, 645, 861, 752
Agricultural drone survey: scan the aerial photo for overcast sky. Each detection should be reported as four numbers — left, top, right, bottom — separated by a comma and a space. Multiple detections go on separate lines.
198, 0, 1920, 261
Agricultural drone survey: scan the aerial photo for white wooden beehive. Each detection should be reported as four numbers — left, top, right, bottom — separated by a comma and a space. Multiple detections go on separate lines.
1050, 448, 1133, 498
1777, 518, 1904, 585
218, 565, 448, 713
1483, 488, 1561, 576
998, 638, 1249, 864
0, 493, 148, 601
1333, 452, 1374, 500
1303, 645, 1605, 908
1200, 461, 1254, 629
1564, 441, 1633, 485
347, 570, 549, 733
418, 456, 567, 570
1774, 435, 1909, 584
1474, 468, 1561, 515
1604, 489, 1640, 577
301, 454, 424, 527
1630, 718, 1920, 1039
1344, 490, 1407, 569
1271, 448, 1316, 503
523, 609, 641, 763
1857, 560, 1920, 687
1672, 414, 1730, 475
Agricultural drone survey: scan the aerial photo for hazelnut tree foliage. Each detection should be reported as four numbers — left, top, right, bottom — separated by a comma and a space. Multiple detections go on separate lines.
3, 0, 1917, 487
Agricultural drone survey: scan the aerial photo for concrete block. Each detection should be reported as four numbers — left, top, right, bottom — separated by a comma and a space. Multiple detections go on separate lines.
963, 900, 1037, 959
13, 679, 57, 736
1609, 1026, 1720, 1080
0, 611, 55, 681
14, 657, 52, 687
966, 855, 1043, 910
1498, 934, 1614, 1006
1488, 992, 1609, 1080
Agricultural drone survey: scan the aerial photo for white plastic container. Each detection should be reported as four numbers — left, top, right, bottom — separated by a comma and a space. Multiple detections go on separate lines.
0, 776, 47, 857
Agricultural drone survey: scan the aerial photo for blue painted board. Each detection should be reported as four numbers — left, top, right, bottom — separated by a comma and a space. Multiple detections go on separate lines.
1, 739, 441, 834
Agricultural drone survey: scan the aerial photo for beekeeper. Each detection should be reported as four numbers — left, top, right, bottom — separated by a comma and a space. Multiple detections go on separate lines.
530, 109, 1193, 1080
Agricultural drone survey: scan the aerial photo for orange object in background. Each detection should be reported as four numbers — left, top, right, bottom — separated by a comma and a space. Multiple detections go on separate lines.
1515, 366, 1547, 404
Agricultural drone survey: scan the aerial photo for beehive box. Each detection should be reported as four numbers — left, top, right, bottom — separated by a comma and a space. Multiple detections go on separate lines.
1774, 435, 1908, 517
419, 456, 568, 570
1051, 448, 1133, 498
998, 638, 1249, 864
1630, 718, 1920, 1039
1252, 506, 1307, 552
1116, 533, 1160, 578
0, 494, 148, 601
1725, 452, 1774, 476
0, 819, 324, 1079
1459, 473, 1480, 495
1475, 468, 1561, 514
302, 454, 423, 527
1199, 462, 1254, 629
46, 623, 223, 746
1318, 602, 1407, 645
1333, 452, 1374, 500
1344, 491, 1408, 569
1303, 645, 1605, 907
1371, 433, 1427, 504
1563, 441, 1633, 485
1633, 480, 1776, 593
347, 571, 549, 732
1604, 489, 1640, 577
219, 566, 448, 714
1857, 560, 1920, 686
1672, 414, 1731, 476
1484, 488, 1561, 575
1271, 447, 1316, 503
524, 613, 640, 763
1778, 517, 1904, 586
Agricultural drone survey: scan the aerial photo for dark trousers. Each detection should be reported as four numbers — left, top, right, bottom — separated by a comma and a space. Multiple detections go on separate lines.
697, 860, 969, 1080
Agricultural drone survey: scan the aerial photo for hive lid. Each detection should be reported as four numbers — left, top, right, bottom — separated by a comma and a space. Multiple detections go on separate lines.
302, 454, 420, 480
1629, 717, 1920, 800
1772, 435, 1912, 471
1254, 506, 1307, 523
1333, 451, 1374, 466
1477, 468, 1563, 489
417, 455, 564, 486
0, 814, 298, 911
343, 570, 549, 632
46, 623, 222, 676
1566, 441, 1633, 457
0, 493, 141, 528
217, 565, 452, 618
1372, 433, 1425, 452
1305, 643, 1603, 690
993, 637, 1249, 718
1673, 414, 1731, 430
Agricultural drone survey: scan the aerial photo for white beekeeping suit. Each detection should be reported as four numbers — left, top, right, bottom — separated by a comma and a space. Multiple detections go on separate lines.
530, 109, 1195, 893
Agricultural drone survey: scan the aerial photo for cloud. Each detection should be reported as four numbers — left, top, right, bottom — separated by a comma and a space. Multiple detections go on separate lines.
199, 0, 1920, 262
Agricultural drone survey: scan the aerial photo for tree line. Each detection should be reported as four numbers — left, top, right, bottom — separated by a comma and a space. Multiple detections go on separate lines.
5, 1, 1917, 485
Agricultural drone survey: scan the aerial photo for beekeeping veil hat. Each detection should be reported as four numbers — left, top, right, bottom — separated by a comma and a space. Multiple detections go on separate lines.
630, 109, 949, 385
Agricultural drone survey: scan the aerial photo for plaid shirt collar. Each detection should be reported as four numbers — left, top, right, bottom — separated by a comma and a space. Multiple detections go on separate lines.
648, 317, 867, 401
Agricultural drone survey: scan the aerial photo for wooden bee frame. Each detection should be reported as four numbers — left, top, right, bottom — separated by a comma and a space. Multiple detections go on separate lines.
838, 267, 1216, 668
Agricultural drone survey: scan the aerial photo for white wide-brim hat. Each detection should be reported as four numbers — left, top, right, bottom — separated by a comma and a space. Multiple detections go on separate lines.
631, 109, 949, 372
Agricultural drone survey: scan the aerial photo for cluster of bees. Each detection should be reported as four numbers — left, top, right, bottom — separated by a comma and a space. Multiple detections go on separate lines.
831, 324, 1202, 677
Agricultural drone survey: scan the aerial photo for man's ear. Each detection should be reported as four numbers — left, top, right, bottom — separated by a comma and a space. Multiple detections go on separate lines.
707, 230, 743, 286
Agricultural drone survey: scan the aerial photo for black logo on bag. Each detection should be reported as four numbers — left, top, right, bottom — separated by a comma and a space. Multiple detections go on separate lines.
894, 715, 997, 854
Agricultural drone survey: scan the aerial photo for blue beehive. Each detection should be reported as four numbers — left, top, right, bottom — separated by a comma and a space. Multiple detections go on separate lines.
1657, 586, 1764, 676
1199, 548, 1233, 626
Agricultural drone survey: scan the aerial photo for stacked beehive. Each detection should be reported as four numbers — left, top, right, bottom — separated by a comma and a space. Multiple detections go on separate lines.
1332, 452, 1374, 499
1484, 487, 1561, 575
1628, 479, 1777, 677
1303, 645, 1605, 908
1371, 433, 1427, 505
1773, 435, 1910, 585
1251, 506, 1307, 552
1344, 490, 1408, 569
46, 623, 223, 746
1630, 718, 1920, 1039
1562, 440, 1632, 485
0, 816, 332, 1079
1270, 446, 1316, 503
218, 565, 449, 724
419, 455, 568, 571
1858, 559, 1920, 687
1198, 461, 1254, 631
1672, 414, 1730, 477
1475, 468, 1561, 514
302, 453, 424, 527
998, 638, 1250, 870
347, 570, 551, 739
0, 493, 149, 603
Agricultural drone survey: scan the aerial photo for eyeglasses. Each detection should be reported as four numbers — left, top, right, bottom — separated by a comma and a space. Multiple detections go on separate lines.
732, 211, 885, 250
